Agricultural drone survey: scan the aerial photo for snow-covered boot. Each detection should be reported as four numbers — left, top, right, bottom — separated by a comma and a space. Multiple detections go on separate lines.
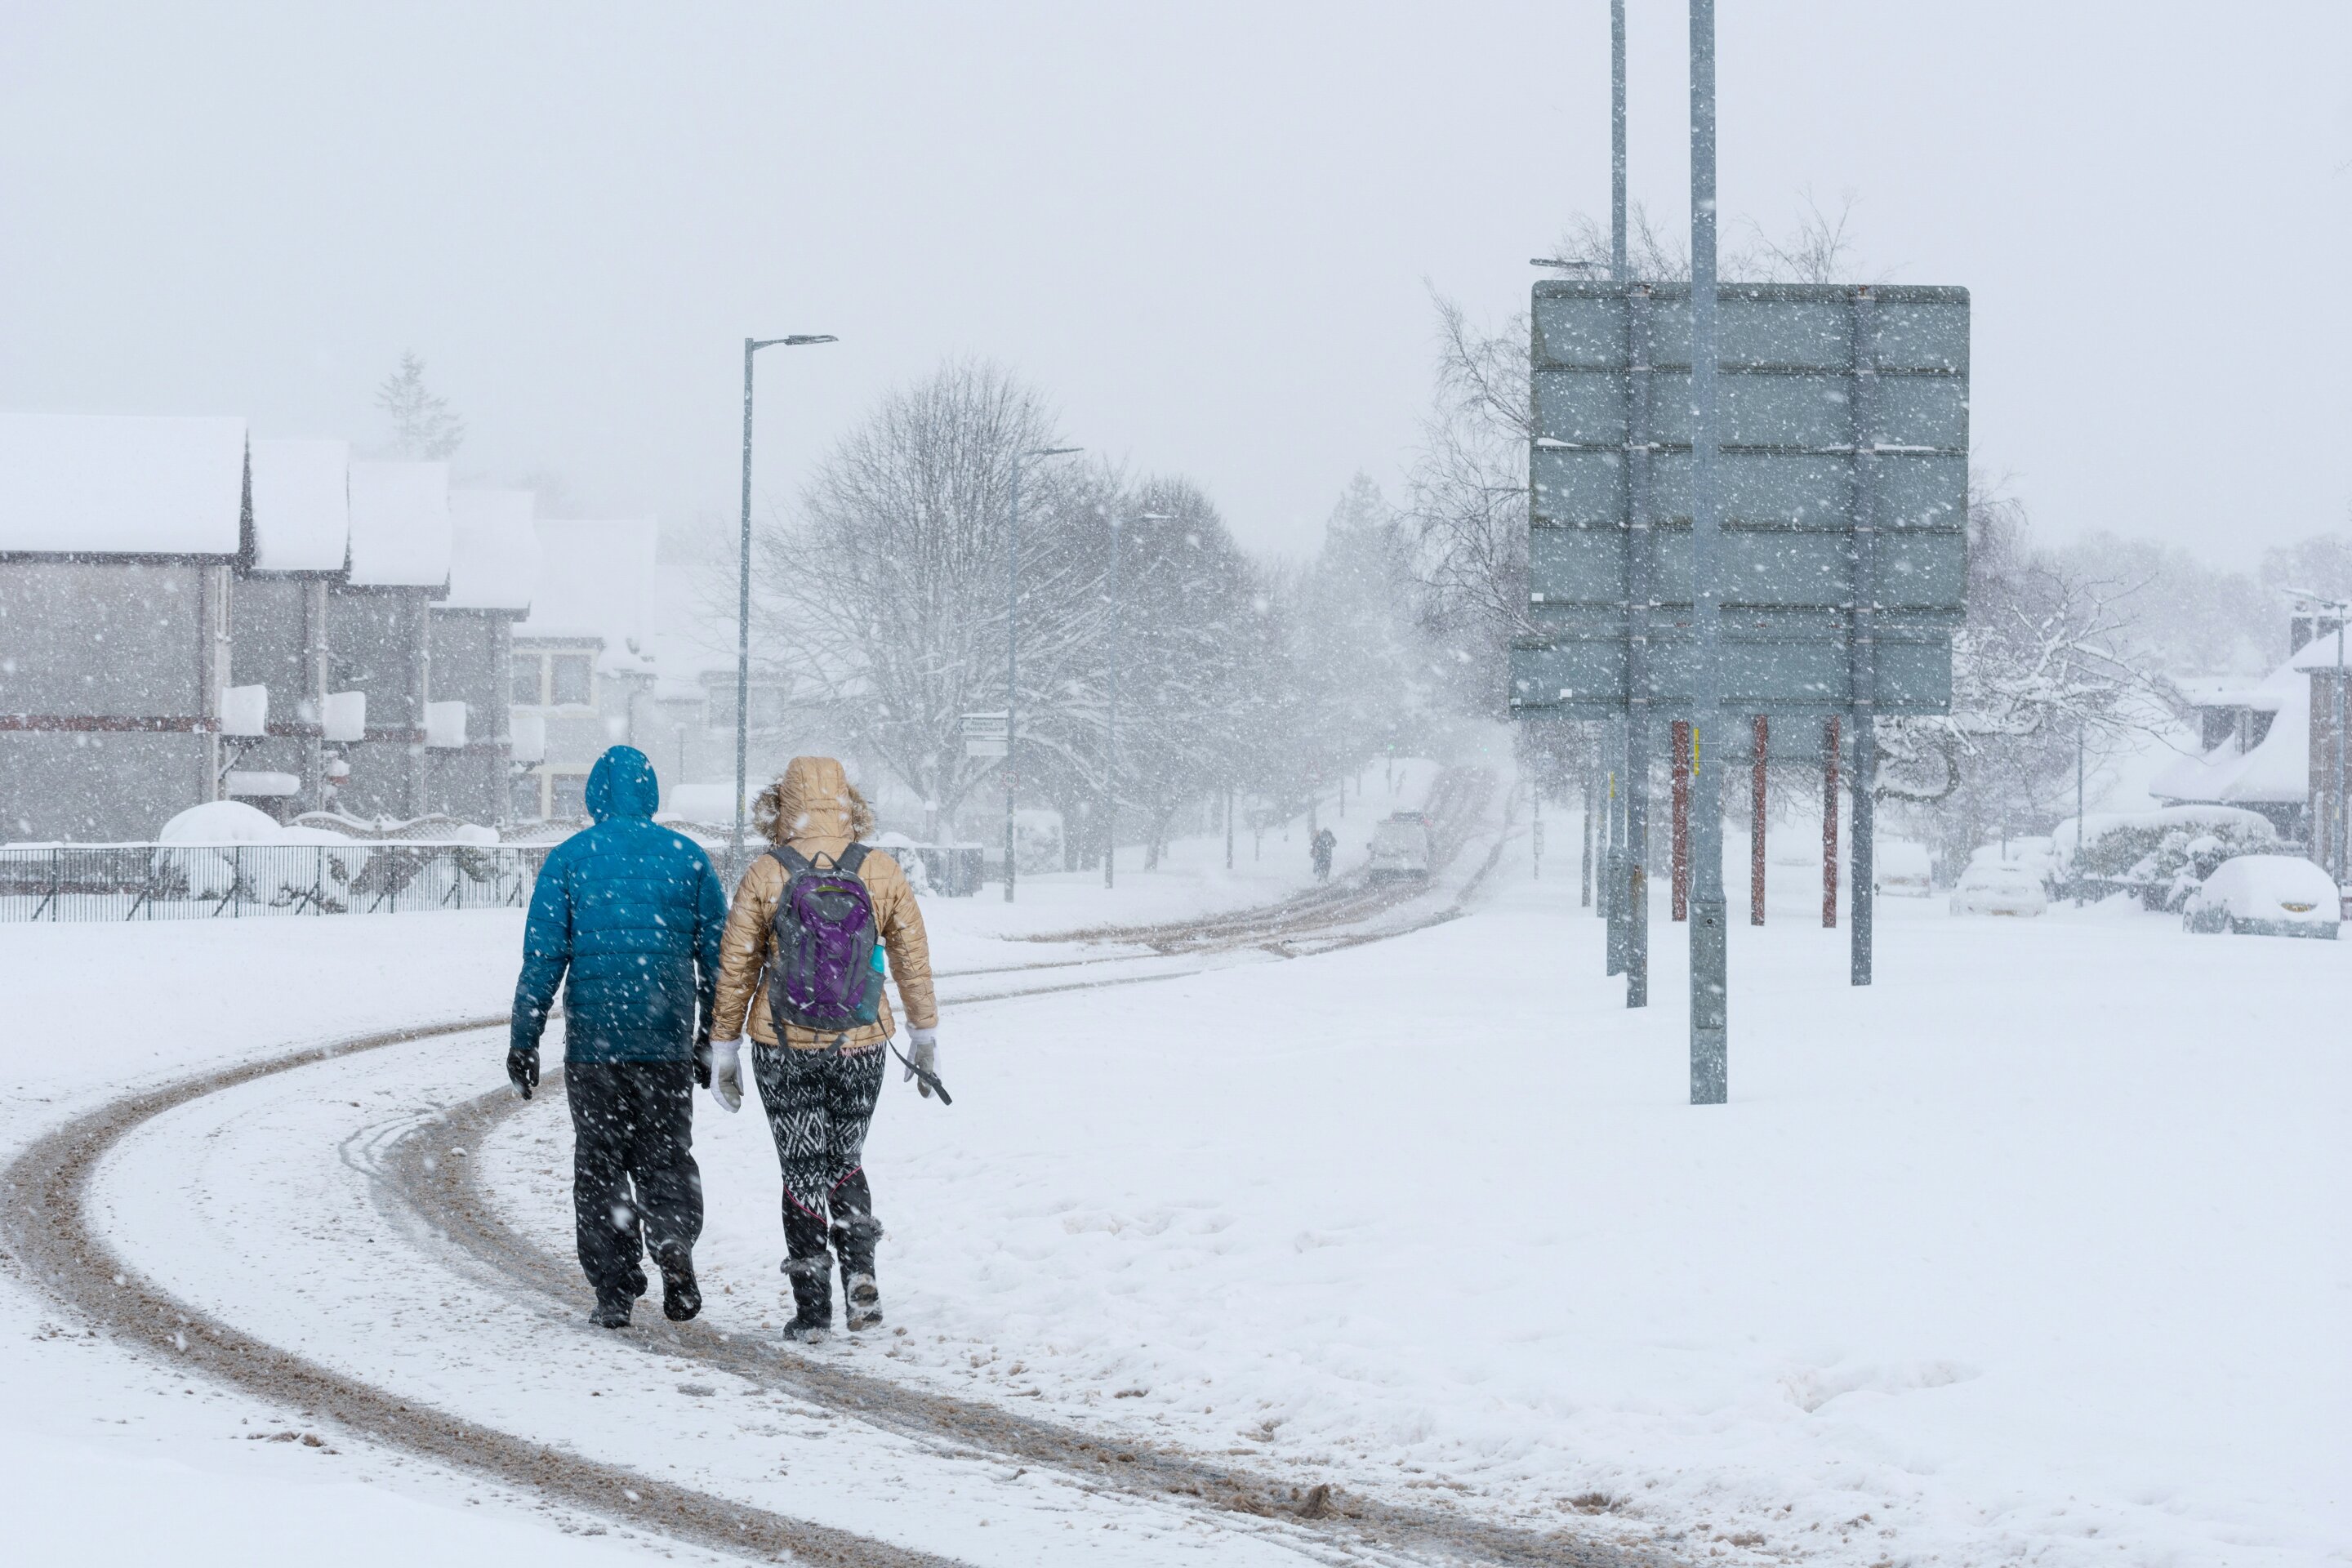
591, 1288, 633, 1329
843, 1271, 882, 1331
781, 1254, 831, 1342
831, 1209, 883, 1330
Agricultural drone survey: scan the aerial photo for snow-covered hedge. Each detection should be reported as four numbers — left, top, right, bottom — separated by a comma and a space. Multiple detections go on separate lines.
2058, 805, 2278, 911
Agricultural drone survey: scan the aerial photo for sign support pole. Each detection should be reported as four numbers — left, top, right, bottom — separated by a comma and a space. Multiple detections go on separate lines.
1752, 715, 1768, 924
1686, 0, 1728, 1102
1622, 285, 1656, 1009
1610, 0, 1628, 283
1847, 288, 1881, 986
1671, 719, 1691, 920
1822, 715, 1841, 926
1852, 721, 1876, 985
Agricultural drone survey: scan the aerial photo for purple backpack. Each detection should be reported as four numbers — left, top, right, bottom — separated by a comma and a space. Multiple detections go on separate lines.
764, 844, 887, 1033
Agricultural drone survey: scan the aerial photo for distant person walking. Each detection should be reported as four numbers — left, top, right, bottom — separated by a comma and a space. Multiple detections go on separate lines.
1312, 826, 1337, 882
510, 746, 728, 1330
706, 756, 939, 1342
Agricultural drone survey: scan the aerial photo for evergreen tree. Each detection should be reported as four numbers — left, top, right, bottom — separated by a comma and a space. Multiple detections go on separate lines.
376, 350, 466, 460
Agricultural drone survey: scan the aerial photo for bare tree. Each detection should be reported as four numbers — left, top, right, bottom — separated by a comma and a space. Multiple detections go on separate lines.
1537, 192, 1873, 285
1401, 294, 1532, 717
751, 359, 1082, 827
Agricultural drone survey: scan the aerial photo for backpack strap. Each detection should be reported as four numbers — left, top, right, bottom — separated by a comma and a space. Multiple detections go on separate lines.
768, 844, 813, 875
835, 842, 871, 877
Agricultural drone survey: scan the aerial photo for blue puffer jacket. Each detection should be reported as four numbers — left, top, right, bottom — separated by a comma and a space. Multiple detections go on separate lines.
511, 746, 729, 1064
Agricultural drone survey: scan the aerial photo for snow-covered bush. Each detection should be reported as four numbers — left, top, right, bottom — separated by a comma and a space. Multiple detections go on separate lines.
2068, 807, 2278, 911
154, 801, 372, 907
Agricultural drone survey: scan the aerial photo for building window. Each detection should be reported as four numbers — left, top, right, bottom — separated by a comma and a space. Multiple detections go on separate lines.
551, 654, 594, 707
511, 655, 542, 705
549, 770, 590, 821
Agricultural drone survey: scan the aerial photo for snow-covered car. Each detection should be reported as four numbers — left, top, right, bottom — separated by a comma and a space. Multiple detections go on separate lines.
1875, 839, 1934, 897
1967, 836, 2057, 885
1949, 860, 2047, 917
1367, 813, 1432, 880
2180, 855, 2341, 938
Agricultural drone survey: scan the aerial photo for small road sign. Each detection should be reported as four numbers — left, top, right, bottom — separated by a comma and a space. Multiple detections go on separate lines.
963, 711, 1009, 760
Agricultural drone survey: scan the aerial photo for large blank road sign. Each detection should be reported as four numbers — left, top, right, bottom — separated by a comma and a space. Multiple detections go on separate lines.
1509, 282, 1969, 718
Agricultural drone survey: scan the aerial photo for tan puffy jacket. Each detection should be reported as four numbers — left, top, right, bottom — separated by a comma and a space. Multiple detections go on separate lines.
710, 755, 938, 1050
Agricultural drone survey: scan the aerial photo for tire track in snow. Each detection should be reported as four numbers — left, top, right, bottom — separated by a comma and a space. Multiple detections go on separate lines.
0, 1021, 961, 1568
396, 1050, 1656, 1567
3, 772, 1654, 1565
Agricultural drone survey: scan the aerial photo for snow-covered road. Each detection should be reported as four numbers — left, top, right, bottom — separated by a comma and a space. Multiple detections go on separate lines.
2, 786, 2345, 1566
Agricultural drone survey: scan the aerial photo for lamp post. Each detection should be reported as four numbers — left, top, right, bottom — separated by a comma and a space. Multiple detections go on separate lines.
1103, 510, 1174, 889
734, 332, 835, 884
1004, 444, 1082, 902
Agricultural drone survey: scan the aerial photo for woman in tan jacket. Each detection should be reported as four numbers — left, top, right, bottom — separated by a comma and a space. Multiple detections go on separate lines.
705, 755, 939, 1339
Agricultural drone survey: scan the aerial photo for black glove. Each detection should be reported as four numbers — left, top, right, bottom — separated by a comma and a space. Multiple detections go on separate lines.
693, 1033, 713, 1089
506, 1045, 539, 1101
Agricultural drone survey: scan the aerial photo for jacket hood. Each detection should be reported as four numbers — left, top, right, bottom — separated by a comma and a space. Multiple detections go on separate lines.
757, 755, 874, 844
586, 746, 660, 823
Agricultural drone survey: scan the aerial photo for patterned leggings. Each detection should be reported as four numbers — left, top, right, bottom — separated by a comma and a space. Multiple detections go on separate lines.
751, 1040, 885, 1275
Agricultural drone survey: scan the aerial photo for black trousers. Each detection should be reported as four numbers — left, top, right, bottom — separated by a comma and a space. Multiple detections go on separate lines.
751, 1042, 884, 1278
564, 1060, 703, 1298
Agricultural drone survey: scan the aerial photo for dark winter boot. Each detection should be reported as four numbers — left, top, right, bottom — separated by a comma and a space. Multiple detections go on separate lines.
626, 1264, 648, 1300
657, 1251, 701, 1322
780, 1254, 832, 1342
591, 1288, 633, 1329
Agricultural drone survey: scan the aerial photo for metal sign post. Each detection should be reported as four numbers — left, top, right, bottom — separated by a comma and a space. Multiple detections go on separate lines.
1513, 2, 1965, 1097
1687, 0, 1728, 1102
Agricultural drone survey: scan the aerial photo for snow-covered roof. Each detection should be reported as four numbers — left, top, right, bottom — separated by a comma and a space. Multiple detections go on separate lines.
516, 518, 660, 674
345, 461, 452, 589
247, 438, 350, 573
0, 411, 247, 558
2150, 648, 2334, 807
2170, 675, 2279, 713
442, 489, 541, 613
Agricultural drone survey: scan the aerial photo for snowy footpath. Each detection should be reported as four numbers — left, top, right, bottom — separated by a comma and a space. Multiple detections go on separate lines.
1, 803, 2345, 1565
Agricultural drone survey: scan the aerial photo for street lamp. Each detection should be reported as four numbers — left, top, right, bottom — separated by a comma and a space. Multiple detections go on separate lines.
733, 333, 835, 884
1004, 444, 1082, 903
1103, 510, 1174, 890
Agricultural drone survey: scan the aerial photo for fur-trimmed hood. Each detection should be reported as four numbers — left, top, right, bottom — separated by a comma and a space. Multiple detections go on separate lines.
754, 755, 876, 846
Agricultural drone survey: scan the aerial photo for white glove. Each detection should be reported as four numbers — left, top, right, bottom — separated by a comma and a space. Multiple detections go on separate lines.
905, 1029, 938, 1098
709, 1040, 745, 1114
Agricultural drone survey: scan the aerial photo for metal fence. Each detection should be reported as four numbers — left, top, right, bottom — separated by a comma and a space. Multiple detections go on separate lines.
0, 843, 550, 922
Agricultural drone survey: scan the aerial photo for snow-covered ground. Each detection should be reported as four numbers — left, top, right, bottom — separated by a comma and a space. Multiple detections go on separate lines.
2, 802, 2345, 1565
0, 915, 679, 1565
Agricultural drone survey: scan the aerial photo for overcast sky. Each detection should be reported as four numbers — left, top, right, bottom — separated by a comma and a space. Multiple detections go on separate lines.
2, 2, 2347, 564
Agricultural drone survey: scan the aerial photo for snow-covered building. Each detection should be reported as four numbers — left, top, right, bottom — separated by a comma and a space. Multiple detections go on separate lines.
2154, 630, 2352, 867
635, 556, 804, 831
226, 437, 351, 816
511, 519, 661, 822
427, 489, 540, 823
0, 412, 251, 840
328, 461, 452, 820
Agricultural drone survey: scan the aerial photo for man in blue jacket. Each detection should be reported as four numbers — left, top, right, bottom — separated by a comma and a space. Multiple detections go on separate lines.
510, 746, 729, 1328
